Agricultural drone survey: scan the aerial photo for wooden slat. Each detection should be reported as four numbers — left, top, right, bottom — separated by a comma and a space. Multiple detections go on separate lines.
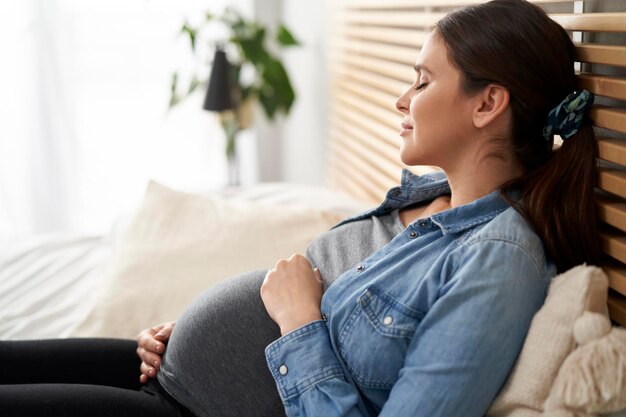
601, 228, 626, 265
337, 80, 398, 120
337, 38, 420, 65
602, 260, 626, 298
332, 109, 400, 161
328, 151, 389, 202
598, 168, 626, 200
576, 44, 626, 68
577, 74, 626, 101
331, 64, 408, 96
591, 107, 626, 135
607, 290, 626, 327
334, 100, 399, 149
331, 139, 397, 191
598, 137, 626, 166
335, 53, 412, 83
597, 194, 626, 233
341, 26, 428, 48
343, 0, 576, 9
552, 13, 626, 33
343, 11, 445, 28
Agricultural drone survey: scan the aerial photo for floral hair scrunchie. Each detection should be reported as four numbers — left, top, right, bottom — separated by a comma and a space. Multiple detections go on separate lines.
543, 90, 595, 141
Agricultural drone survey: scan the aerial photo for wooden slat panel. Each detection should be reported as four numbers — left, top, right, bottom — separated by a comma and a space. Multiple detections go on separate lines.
577, 44, 626, 68
328, 151, 388, 202
552, 13, 626, 33
602, 261, 626, 298
343, 11, 445, 28
598, 169, 626, 200
341, 26, 428, 48
343, 0, 575, 9
598, 137, 626, 166
601, 228, 626, 265
332, 112, 400, 167
591, 107, 626, 135
337, 38, 420, 65
332, 124, 400, 181
334, 100, 400, 149
334, 52, 412, 83
577, 74, 626, 101
336, 119, 401, 167
597, 194, 626, 233
331, 65, 408, 96
607, 290, 626, 327
331, 139, 397, 191
337, 81, 398, 120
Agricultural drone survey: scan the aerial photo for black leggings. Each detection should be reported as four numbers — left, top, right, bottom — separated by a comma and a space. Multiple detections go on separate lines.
0, 338, 195, 417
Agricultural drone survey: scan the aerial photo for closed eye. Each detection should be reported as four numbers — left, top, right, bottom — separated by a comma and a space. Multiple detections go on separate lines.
414, 82, 428, 91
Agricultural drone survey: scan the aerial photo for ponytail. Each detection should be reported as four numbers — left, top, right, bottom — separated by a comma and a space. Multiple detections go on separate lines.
501, 118, 601, 273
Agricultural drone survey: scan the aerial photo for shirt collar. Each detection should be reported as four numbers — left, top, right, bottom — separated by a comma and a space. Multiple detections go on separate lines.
396, 169, 512, 235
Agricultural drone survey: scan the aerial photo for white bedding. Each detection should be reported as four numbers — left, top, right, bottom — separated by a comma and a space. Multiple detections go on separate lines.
0, 234, 112, 339
0, 182, 369, 340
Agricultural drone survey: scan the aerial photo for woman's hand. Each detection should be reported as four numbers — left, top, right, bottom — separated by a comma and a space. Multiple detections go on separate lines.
136, 321, 176, 384
261, 254, 324, 336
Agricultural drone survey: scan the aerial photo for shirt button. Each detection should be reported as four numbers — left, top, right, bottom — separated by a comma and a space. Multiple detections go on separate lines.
383, 316, 393, 326
409, 231, 417, 238
419, 220, 429, 228
279, 365, 288, 375
356, 264, 365, 272
393, 189, 402, 197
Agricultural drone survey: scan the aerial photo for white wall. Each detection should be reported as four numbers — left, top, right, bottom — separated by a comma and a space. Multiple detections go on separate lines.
280, 0, 329, 186
253, 0, 329, 185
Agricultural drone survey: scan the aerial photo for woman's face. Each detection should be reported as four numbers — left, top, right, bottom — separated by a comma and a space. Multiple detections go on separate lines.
395, 32, 477, 168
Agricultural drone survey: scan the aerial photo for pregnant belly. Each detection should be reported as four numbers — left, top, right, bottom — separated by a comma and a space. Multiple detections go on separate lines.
157, 269, 284, 417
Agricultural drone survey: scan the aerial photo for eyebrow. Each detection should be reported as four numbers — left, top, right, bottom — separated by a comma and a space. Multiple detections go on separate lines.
413, 64, 433, 75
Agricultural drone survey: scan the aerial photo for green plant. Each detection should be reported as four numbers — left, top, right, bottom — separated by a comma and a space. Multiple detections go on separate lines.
169, 7, 300, 122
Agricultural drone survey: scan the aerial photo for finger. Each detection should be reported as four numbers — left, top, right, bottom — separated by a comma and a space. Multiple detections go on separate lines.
313, 267, 323, 284
138, 348, 162, 369
139, 373, 148, 384
137, 329, 157, 348
140, 362, 158, 379
155, 321, 175, 341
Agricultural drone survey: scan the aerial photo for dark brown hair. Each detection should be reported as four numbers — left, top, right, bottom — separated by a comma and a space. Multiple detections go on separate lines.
436, 0, 600, 272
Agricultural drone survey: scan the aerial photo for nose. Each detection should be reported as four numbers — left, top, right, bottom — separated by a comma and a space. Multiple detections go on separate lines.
396, 88, 410, 114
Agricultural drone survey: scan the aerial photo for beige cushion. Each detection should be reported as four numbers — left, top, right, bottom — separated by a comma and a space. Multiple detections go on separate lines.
69, 181, 346, 339
486, 265, 609, 417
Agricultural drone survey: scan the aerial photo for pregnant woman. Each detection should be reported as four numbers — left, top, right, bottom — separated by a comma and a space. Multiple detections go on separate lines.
0, 1, 600, 416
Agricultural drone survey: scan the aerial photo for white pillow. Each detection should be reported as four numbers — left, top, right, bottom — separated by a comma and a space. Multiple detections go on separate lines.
486, 265, 609, 417
69, 181, 348, 338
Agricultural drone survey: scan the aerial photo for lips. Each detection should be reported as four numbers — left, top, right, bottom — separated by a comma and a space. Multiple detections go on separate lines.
400, 121, 413, 136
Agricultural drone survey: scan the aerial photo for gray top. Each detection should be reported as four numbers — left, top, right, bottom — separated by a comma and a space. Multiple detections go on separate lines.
305, 209, 405, 289
157, 209, 405, 417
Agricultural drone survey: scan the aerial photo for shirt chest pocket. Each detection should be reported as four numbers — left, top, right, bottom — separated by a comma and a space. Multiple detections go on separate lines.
338, 287, 424, 389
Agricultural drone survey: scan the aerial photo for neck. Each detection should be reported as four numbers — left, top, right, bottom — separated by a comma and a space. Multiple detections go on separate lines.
443, 156, 524, 209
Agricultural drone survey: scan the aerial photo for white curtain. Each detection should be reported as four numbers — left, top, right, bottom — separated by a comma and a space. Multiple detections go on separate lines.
0, 0, 256, 240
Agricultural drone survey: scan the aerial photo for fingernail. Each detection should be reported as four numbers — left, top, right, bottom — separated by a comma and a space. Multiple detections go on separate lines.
156, 333, 164, 337
153, 360, 158, 366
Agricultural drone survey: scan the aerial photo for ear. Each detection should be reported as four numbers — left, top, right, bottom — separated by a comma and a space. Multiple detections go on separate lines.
472, 84, 510, 129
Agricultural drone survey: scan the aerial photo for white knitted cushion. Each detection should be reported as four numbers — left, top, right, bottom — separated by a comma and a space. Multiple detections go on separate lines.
486, 265, 609, 417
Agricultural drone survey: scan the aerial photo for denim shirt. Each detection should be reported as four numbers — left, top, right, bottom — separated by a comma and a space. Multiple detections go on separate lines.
264, 169, 556, 417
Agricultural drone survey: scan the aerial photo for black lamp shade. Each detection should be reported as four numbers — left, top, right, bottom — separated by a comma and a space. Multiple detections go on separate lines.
203, 48, 236, 111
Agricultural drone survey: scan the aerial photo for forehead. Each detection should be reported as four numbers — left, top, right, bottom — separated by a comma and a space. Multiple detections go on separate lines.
414, 32, 453, 76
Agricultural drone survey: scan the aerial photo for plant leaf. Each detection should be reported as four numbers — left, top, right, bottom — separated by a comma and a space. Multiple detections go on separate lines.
169, 72, 180, 108
276, 24, 299, 47
181, 22, 197, 51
